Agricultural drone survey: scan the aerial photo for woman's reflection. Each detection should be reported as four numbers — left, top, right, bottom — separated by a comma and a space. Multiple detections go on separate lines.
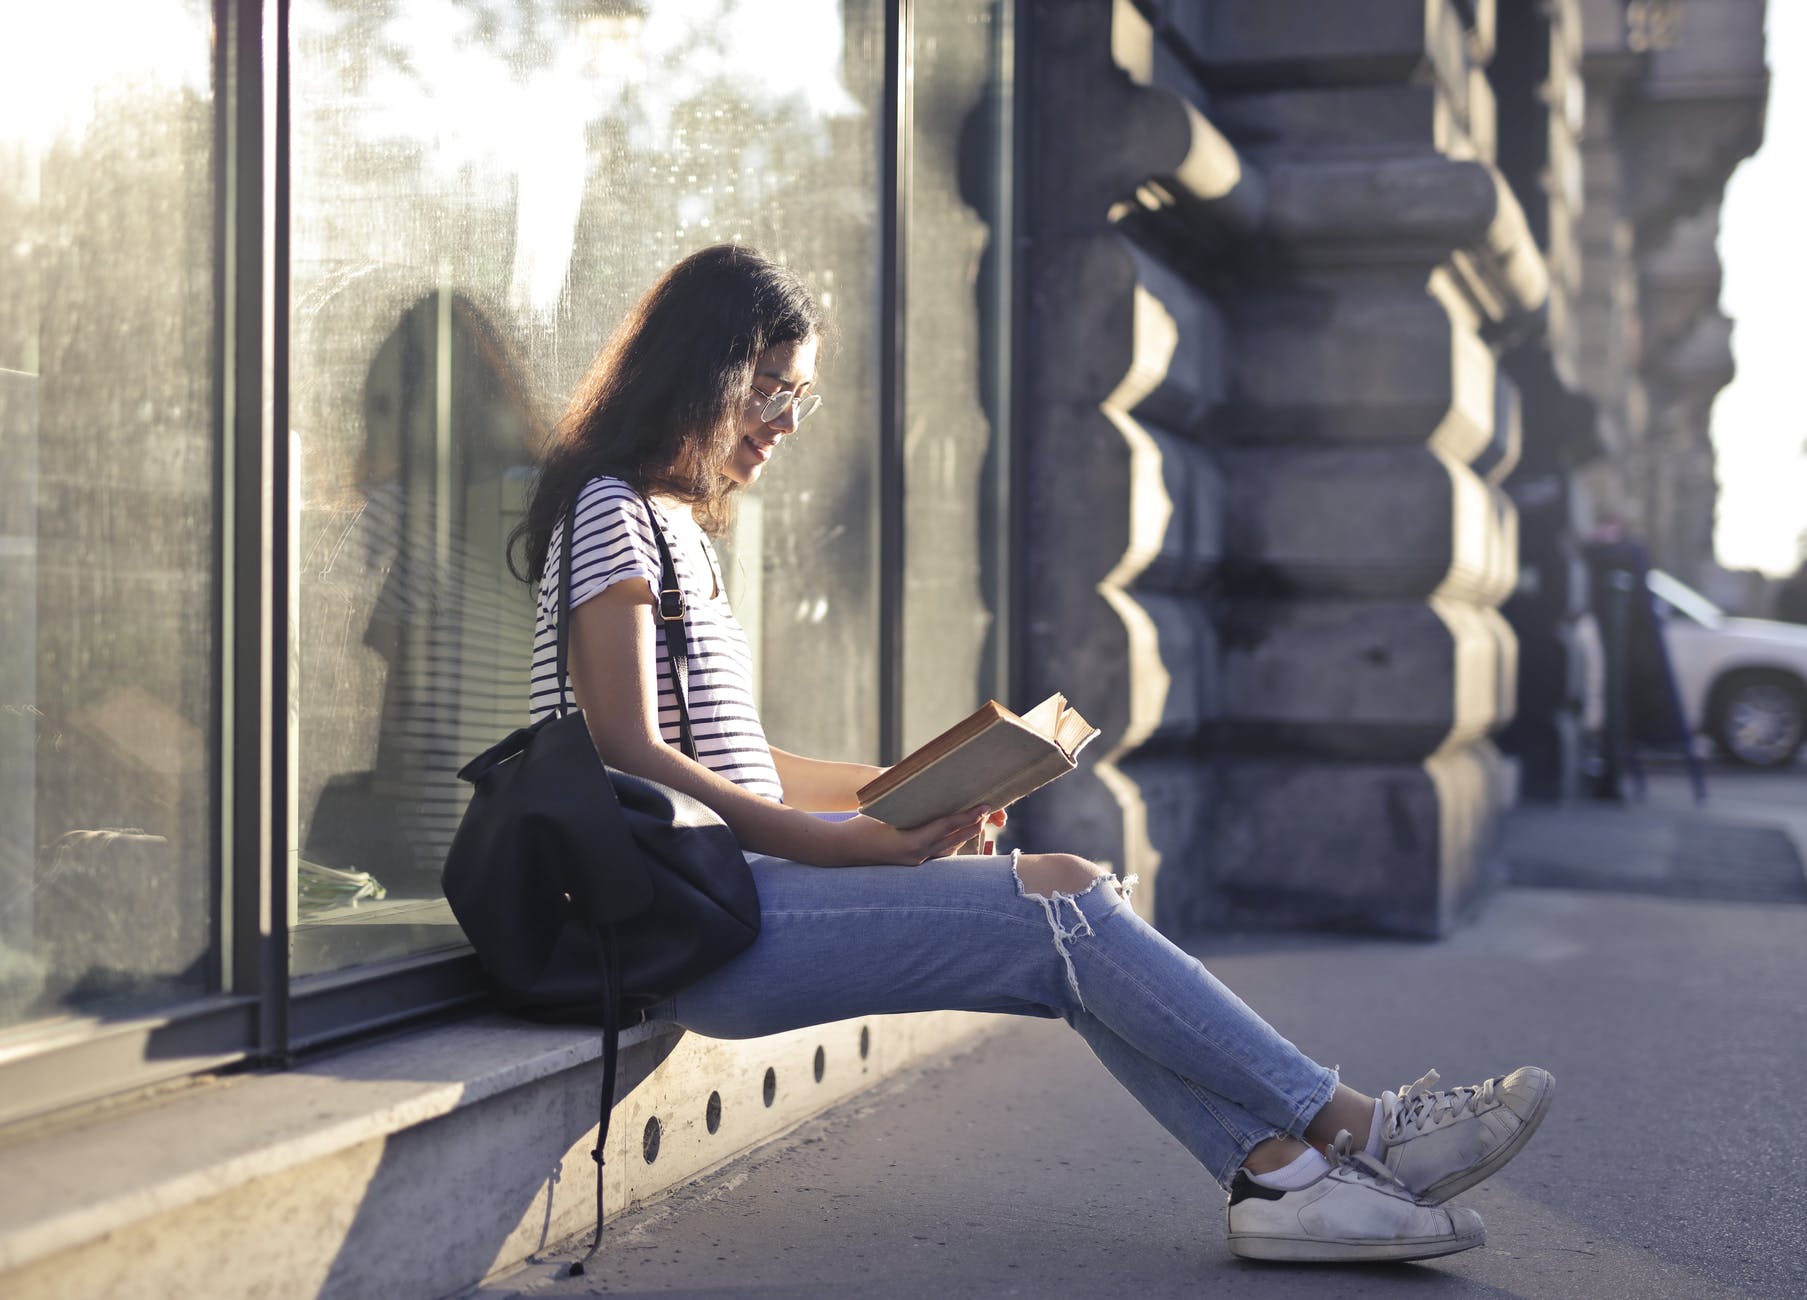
303, 291, 546, 912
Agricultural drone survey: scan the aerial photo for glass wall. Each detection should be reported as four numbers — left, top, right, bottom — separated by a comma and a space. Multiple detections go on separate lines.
0, 0, 1017, 1115
0, 4, 219, 1031
288, 0, 891, 975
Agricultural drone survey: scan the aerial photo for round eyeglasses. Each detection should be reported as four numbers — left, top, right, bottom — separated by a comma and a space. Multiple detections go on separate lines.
750, 382, 823, 426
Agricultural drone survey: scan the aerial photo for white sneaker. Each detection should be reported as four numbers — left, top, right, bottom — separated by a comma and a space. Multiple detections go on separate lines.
1226, 1131, 1485, 1263
1381, 1066, 1555, 1204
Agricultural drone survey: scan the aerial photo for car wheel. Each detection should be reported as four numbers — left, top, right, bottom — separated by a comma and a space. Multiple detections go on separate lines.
1709, 671, 1806, 768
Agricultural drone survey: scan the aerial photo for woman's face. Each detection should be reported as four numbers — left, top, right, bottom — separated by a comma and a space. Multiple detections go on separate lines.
721, 335, 820, 487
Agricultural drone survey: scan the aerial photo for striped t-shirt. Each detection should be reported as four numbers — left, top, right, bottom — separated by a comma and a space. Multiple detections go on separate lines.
529, 476, 785, 802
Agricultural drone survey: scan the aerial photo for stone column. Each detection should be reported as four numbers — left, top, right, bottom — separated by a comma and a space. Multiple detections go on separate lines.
1639, 203, 1735, 585
1492, 0, 1597, 801
1571, 4, 1651, 529
1177, 0, 1541, 936
1018, 0, 1240, 925
1022, 0, 1545, 936
1571, 0, 1766, 565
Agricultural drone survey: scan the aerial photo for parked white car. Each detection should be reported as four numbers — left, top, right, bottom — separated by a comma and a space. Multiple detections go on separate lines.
1581, 569, 1807, 767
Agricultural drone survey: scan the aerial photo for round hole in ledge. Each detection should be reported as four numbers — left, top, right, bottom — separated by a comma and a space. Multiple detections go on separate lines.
859, 1024, 871, 1060
813, 1044, 826, 1083
762, 1066, 777, 1108
705, 1089, 722, 1134
642, 1115, 662, 1164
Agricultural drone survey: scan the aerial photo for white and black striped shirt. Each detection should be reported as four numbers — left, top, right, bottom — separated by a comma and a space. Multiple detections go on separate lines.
530, 476, 785, 802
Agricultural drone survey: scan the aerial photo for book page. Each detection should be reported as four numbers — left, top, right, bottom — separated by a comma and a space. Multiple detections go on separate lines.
1054, 705, 1100, 760
1017, 692, 1066, 739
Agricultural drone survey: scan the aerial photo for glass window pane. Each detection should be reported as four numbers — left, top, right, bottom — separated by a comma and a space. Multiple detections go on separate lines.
902, 1, 1012, 749
289, 0, 885, 977
0, 4, 219, 1028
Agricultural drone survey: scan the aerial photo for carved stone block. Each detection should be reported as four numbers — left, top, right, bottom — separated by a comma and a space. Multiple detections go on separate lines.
1220, 284, 1497, 457
1188, 741, 1513, 936
1030, 236, 1226, 436
1025, 420, 1214, 725
1212, 85, 1465, 158
1223, 445, 1515, 601
1216, 597, 1514, 760
1029, 0, 1260, 240
1168, 0, 1479, 106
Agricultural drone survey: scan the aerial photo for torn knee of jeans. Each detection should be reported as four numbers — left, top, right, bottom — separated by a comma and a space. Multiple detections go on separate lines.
1011, 852, 1135, 1011
1011, 852, 1132, 903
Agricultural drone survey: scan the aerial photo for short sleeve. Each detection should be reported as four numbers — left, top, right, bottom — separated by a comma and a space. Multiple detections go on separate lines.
565, 477, 661, 614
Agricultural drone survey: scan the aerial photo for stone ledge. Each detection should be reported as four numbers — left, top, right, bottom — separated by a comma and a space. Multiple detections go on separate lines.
0, 1009, 1003, 1299
0, 1016, 654, 1273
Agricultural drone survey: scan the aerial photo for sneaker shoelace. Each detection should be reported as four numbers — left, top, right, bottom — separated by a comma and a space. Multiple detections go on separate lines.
1381, 1068, 1499, 1140
1325, 1129, 1413, 1195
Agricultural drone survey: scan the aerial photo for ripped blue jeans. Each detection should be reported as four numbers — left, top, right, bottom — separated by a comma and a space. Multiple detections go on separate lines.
649, 850, 1338, 1187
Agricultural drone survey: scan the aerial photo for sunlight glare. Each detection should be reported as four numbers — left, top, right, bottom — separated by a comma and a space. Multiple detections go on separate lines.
1712, 4, 1807, 576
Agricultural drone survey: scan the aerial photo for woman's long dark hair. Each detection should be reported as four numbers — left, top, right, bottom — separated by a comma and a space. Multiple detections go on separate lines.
510, 243, 824, 583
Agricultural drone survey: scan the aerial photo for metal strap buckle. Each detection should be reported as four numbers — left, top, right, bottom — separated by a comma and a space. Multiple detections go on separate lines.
659, 588, 685, 622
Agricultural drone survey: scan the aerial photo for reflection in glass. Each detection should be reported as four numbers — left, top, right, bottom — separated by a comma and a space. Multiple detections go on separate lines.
291, 290, 541, 974
903, 2, 1012, 749
290, 0, 885, 974
0, 3, 218, 1027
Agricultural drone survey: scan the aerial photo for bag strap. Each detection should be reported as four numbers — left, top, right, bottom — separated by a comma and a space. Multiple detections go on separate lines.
554, 499, 577, 719
552, 485, 702, 1276
553, 490, 698, 762
637, 492, 698, 762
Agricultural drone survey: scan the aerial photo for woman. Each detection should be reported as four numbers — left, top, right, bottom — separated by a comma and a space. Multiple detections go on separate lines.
513, 244, 1553, 1264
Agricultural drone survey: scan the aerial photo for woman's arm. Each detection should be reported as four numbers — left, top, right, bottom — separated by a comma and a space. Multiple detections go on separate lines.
769, 746, 1009, 843
568, 580, 984, 866
767, 747, 882, 813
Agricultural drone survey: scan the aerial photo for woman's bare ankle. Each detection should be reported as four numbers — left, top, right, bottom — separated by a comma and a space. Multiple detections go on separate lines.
1302, 1083, 1378, 1151
1242, 1134, 1311, 1175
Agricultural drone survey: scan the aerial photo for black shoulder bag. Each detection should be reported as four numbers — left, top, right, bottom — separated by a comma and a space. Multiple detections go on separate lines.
442, 493, 761, 1274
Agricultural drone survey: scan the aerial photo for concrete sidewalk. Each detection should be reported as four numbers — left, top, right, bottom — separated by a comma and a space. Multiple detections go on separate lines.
482, 825, 1807, 1298
1499, 769, 1807, 904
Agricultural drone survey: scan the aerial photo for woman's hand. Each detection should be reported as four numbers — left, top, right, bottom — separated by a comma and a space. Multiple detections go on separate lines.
819, 805, 992, 867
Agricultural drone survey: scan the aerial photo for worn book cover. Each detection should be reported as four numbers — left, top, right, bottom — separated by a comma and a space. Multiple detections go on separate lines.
856, 693, 1101, 830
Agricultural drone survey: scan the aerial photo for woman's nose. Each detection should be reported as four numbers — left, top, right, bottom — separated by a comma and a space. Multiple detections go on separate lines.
767, 404, 801, 434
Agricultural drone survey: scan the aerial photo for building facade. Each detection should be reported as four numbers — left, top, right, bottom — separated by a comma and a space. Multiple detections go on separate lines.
1497, 0, 1767, 796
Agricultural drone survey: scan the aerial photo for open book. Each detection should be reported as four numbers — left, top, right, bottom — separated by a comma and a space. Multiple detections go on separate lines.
856, 693, 1101, 830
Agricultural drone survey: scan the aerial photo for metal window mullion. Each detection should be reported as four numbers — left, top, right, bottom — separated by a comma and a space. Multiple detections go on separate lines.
878, 0, 912, 764
226, 0, 293, 1063
271, 0, 295, 1057
210, 0, 234, 1011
